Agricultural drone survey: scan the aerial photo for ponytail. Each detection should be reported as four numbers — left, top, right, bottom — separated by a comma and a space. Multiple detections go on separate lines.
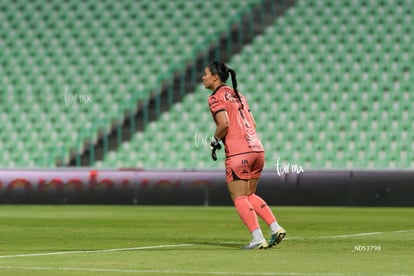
208, 61, 244, 109
228, 68, 244, 109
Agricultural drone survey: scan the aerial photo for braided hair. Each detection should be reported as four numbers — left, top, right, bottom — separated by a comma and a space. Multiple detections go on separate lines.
207, 61, 244, 109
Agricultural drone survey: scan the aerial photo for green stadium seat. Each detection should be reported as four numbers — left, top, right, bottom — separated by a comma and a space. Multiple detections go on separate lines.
0, 0, 268, 167
2, 0, 412, 170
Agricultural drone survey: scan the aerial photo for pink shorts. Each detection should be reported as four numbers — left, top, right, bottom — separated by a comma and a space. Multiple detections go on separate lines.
225, 151, 265, 183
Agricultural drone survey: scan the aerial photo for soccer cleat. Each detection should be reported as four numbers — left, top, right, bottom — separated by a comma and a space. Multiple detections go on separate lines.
241, 239, 268, 250
268, 227, 286, 248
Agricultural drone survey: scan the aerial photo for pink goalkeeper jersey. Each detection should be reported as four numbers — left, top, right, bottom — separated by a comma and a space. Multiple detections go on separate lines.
208, 85, 264, 157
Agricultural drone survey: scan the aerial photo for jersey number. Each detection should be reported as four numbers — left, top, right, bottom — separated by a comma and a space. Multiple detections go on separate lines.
238, 108, 251, 129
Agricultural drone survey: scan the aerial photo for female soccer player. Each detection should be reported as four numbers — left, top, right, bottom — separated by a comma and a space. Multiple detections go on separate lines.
202, 61, 286, 249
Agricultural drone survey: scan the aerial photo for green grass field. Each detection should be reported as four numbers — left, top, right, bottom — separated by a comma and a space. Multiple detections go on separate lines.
0, 205, 413, 276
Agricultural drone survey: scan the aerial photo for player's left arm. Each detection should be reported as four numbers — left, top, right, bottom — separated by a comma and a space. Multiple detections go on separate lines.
241, 96, 257, 129
248, 109, 257, 129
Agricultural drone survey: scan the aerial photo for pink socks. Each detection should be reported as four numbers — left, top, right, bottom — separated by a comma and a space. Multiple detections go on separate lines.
234, 194, 279, 237
233, 196, 260, 232
247, 193, 276, 226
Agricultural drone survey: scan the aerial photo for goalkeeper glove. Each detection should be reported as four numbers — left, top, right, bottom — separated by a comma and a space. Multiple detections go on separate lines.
210, 137, 222, 161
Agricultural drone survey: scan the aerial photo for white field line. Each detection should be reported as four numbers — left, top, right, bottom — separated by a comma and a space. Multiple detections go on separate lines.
0, 265, 371, 276
0, 244, 193, 260
0, 265, 412, 276
289, 229, 414, 240
319, 232, 381, 238
1, 229, 412, 260
0, 230, 413, 275
221, 229, 414, 243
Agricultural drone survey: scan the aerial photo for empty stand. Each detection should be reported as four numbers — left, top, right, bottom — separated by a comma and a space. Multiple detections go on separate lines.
98, 0, 413, 170
1, 0, 412, 169
0, 0, 262, 167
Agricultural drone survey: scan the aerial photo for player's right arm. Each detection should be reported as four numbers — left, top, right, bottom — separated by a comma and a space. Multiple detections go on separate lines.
208, 93, 228, 140
213, 110, 229, 140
